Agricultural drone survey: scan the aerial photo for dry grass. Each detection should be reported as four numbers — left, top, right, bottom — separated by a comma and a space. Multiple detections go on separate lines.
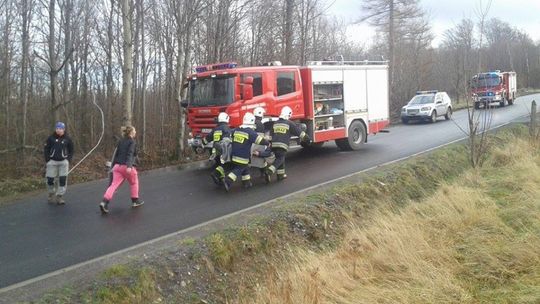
239, 137, 540, 304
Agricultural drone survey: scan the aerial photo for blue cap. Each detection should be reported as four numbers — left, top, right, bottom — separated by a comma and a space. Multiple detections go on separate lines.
56, 122, 65, 130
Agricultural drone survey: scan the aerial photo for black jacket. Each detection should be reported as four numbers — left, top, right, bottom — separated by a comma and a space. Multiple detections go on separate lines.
203, 122, 231, 145
113, 138, 138, 168
255, 117, 265, 134
44, 133, 74, 162
269, 118, 306, 151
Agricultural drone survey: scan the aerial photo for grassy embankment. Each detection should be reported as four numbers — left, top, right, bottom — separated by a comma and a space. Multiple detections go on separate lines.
29, 125, 539, 304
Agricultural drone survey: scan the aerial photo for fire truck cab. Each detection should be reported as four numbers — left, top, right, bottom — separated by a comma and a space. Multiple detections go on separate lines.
471, 71, 517, 109
184, 61, 389, 151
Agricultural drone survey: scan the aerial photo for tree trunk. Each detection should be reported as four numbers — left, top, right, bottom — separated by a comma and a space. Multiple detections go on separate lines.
121, 0, 133, 126
284, 0, 294, 64
48, 0, 60, 123
20, 0, 31, 147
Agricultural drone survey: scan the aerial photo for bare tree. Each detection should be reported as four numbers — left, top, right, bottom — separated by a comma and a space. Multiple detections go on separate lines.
467, 0, 494, 168
34, 0, 73, 123
120, 0, 134, 126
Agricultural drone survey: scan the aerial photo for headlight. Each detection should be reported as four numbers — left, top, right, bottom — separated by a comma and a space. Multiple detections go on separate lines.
421, 107, 431, 111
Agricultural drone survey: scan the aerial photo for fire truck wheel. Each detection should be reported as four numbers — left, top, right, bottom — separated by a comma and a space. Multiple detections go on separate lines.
430, 111, 437, 123
474, 102, 481, 110
508, 97, 514, 105
336, 121, 366, 151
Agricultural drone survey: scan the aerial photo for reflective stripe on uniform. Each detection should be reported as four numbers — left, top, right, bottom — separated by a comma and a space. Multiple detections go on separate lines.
273, 123, 289, 134
213, 130, 223, 142
272, 142, 289, 150
267, 165, 276, 173
232, 156, 249, 164
215, 166, 225, 177
255, 135, 264, 145
233, 131, 249, 144
299, 131, 306, 139
228, 172, 237, 182
277, 169, 286, 175
241, 175, 251, 181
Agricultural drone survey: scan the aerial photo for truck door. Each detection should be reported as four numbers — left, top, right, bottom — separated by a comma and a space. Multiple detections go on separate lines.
275, 70, 304, 118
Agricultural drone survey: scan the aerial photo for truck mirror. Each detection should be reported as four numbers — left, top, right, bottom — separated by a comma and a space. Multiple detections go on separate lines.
242, 76, 254, 101
180, 100, 189, 108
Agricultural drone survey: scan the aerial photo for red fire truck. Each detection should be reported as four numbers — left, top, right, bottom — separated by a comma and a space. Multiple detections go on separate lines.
471, 71, 517, 109
183, 61, 389, 151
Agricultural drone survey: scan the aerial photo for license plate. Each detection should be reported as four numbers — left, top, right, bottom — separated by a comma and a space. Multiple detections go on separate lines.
202, 128, 212, 133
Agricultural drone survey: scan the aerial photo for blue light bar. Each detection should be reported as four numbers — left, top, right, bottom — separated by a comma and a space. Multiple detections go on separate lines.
194, 62, 237, 74
416, 90, 438, 95
195, 66, 208, 73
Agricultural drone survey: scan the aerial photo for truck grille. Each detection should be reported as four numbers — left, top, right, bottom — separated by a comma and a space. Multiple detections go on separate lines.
477, 92, 495, 97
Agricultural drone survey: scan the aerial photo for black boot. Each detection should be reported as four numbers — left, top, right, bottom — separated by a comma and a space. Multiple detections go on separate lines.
210, 171, 222, 186
242, 180, 253, 189
132, 198, 145, 208
223, 177, 232, 192
99, 200, 110, 214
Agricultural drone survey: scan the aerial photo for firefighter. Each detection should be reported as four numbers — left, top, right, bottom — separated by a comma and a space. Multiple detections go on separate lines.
264, 106, 310, 182
223, 112, 270, 192
253, 106, 266, 134
252, 106, 273, 175
202, 112, 231, 185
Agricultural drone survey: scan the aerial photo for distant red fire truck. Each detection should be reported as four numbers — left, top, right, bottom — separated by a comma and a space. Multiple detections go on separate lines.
471, 71, 517, 109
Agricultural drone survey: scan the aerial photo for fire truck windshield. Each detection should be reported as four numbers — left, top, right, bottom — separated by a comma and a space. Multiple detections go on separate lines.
471, 76, 501, 88
189, 76, 235, 107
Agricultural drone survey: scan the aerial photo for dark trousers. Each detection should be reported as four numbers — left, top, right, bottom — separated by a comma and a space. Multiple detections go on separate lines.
226, 163, 251, 183
268, 148, 287, 176
211, 157, 226, 177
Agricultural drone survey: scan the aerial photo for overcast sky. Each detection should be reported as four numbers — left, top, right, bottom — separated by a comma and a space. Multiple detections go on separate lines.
329, 0, 540, 47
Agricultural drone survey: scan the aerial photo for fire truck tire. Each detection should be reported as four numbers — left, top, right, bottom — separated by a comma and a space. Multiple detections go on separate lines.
508, 96, 514, 105
336, 120, 366, 151
474, 102, 481, 110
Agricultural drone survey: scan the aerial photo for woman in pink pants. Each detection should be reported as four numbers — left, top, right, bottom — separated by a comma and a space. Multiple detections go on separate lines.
100, 126, 144, 214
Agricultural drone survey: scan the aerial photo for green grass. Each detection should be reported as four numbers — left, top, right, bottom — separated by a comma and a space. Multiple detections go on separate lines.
31, 124, 537, 304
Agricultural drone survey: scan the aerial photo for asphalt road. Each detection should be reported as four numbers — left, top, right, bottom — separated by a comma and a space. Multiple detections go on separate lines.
1, 94, 538, 289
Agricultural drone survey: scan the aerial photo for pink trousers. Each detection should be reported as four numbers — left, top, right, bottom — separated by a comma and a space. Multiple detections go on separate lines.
103, 165, 139, 201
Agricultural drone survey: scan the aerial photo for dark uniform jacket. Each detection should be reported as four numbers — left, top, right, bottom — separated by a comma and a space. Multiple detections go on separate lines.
269, 118, 306, 151
113, 138, 138, 168
44, 133, 74, 162
231, 127, 269, 165
255, 117, 265, 134
203, 123, 231, 145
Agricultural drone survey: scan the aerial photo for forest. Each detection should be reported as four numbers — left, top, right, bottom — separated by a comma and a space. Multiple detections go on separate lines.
1, 0, 539, 180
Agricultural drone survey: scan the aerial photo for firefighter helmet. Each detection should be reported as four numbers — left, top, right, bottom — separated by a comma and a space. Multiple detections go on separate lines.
279, 106, 293, 120
254, 107, 265, 118
217, 112, 230, 123
242, 112, 256, 127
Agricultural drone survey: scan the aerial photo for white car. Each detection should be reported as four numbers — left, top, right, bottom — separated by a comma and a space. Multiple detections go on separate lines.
401, 91, 453, 124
